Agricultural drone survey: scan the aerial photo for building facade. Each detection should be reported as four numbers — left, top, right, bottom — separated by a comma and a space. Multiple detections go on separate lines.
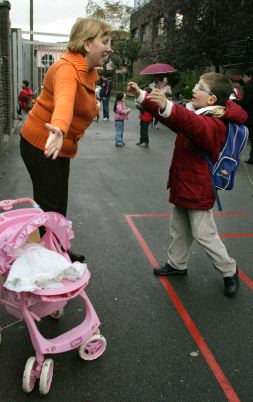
130, 0, 180, 72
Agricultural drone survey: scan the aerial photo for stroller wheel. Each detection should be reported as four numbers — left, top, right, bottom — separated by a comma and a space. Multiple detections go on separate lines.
39, 358, 54, 395
50, 307, 64, 319
79, 334, 107, 361
22, 356, 37, 393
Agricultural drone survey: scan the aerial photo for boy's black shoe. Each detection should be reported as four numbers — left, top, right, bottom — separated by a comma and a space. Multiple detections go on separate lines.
68, 250, 85, 263
153, 262, 187, 276
224, 268, 239, 297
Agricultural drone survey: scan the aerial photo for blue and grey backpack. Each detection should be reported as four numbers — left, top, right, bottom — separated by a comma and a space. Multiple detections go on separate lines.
204, 122, 249, 211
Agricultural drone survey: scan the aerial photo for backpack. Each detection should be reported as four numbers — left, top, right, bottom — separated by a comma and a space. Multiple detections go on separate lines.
25, 92, 35, 110
204, 122, 249, 211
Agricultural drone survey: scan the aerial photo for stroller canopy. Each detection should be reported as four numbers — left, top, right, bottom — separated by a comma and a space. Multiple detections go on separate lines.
0, 208, 74, 274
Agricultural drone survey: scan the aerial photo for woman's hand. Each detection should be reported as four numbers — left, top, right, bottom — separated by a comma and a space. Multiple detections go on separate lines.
147, 89, 167, 110
127, 82, 141, 97
44, 123, 63, 160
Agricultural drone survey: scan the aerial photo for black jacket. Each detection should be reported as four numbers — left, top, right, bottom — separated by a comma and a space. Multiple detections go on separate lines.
237, 79, 253, 125
100, 79, 112, 98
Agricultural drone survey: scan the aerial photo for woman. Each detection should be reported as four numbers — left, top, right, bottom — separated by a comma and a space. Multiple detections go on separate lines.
20, 18, 112, 262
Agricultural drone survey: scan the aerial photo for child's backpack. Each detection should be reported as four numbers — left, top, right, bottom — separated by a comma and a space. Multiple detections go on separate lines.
25, 92, 36, 110
204, 122, 249, 211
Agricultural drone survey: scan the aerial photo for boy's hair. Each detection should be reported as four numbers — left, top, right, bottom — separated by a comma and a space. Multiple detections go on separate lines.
113, 92, 125, 112
68, 17, 112, 56
22, 80, 29, 87
244, 68, 253, 78
200, 72, 233, 106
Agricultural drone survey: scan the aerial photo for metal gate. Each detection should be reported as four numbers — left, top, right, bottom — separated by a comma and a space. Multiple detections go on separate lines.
11, 29, 69, 119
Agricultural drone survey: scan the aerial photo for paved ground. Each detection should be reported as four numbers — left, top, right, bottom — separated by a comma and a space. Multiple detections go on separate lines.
1, 102, 253, 402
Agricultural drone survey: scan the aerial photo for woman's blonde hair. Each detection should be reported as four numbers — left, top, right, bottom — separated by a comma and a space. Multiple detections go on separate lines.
68, 18, 112, 56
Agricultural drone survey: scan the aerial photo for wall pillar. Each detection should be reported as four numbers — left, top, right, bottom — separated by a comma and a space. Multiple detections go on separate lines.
0, 1, 12, 148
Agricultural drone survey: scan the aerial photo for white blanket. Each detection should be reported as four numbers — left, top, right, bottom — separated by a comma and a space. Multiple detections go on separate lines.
4, 243, 86, 292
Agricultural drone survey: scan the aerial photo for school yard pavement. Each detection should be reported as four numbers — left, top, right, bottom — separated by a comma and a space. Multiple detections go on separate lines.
1, 104, 253, 402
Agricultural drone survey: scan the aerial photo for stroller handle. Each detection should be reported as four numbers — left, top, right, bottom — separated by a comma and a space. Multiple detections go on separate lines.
0, 198, 40, 211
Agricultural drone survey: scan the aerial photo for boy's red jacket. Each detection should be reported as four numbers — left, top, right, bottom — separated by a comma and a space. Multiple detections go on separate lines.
141, 99, 248, 209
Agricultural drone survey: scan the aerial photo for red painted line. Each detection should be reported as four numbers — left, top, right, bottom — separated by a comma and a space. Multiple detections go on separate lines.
220, 233, 253, 237
161, 278, 240, 402
125, 214, 241, 402
125, 215, 157, 267
239, 270, 253, 291
214, 212, 245, 217
126, 213, 172, 218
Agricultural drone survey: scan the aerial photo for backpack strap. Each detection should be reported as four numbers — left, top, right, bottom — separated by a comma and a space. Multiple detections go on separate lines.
203, 154, 223, 211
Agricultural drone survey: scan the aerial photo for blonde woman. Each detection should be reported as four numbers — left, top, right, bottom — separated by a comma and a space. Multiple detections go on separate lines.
20, 18, 112, 262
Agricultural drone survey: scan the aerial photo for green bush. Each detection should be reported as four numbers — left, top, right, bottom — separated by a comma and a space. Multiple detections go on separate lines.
112, 69, 206, 100
177, 69, 204, 99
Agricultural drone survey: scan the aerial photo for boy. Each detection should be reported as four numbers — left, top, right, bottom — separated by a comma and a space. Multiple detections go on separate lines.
136, 87, 153, 147
128, 73, 248, 297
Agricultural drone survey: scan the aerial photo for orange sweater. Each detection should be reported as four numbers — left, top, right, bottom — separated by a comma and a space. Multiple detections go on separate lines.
21, 51, 99, 158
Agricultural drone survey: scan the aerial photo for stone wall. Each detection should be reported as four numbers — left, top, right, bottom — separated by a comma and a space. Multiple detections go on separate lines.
0, 1, 12, 149
130, 0, 175, 72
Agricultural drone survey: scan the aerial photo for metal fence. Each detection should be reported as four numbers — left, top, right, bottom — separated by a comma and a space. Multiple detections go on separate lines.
11, 29, 69, 119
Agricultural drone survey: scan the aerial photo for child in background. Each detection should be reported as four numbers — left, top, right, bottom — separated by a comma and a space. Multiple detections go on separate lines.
113, 92, 130, 147
136, 87, 153, 147
18, 80, 35, 122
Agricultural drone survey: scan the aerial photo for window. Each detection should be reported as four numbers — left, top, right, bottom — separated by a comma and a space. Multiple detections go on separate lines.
41, 53, 54, 67
140, 23, 149, 43
132, 28, 139, 41
157, 17, 165, 36
175, 10, 183, 30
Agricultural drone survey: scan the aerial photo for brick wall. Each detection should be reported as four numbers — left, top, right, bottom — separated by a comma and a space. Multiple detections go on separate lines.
0, 1, 12, 149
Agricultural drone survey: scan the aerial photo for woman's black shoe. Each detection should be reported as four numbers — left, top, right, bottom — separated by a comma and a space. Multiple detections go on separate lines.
68, 250, 85, 263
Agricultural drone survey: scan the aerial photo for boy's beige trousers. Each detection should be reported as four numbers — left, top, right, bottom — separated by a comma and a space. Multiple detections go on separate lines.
167, 206, 236, 277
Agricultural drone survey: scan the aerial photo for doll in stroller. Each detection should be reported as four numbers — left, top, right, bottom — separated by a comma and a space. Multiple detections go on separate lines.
0, 198, 106, 395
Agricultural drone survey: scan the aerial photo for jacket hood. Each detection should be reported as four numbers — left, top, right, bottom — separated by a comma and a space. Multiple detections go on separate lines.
222, 100, 248, 124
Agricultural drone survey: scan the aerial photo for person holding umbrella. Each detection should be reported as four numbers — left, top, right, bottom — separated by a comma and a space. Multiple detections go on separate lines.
149, 76, 162, 129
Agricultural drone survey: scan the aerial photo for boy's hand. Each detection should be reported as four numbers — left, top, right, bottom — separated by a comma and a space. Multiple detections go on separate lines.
147, 89, 167, 110
127, 82, 141, 97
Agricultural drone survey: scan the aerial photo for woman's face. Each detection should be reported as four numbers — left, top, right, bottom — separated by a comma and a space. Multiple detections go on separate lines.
84, 34, 112, 68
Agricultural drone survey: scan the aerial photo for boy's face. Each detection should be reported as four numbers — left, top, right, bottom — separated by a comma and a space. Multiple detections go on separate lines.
192, 79, 217, 109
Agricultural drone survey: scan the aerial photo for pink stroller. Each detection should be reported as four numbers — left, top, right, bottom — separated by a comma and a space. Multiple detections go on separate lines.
0, 198, 106, 395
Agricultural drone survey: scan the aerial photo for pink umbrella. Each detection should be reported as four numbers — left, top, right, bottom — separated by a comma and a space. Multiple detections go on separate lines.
140, 63, 177, 75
